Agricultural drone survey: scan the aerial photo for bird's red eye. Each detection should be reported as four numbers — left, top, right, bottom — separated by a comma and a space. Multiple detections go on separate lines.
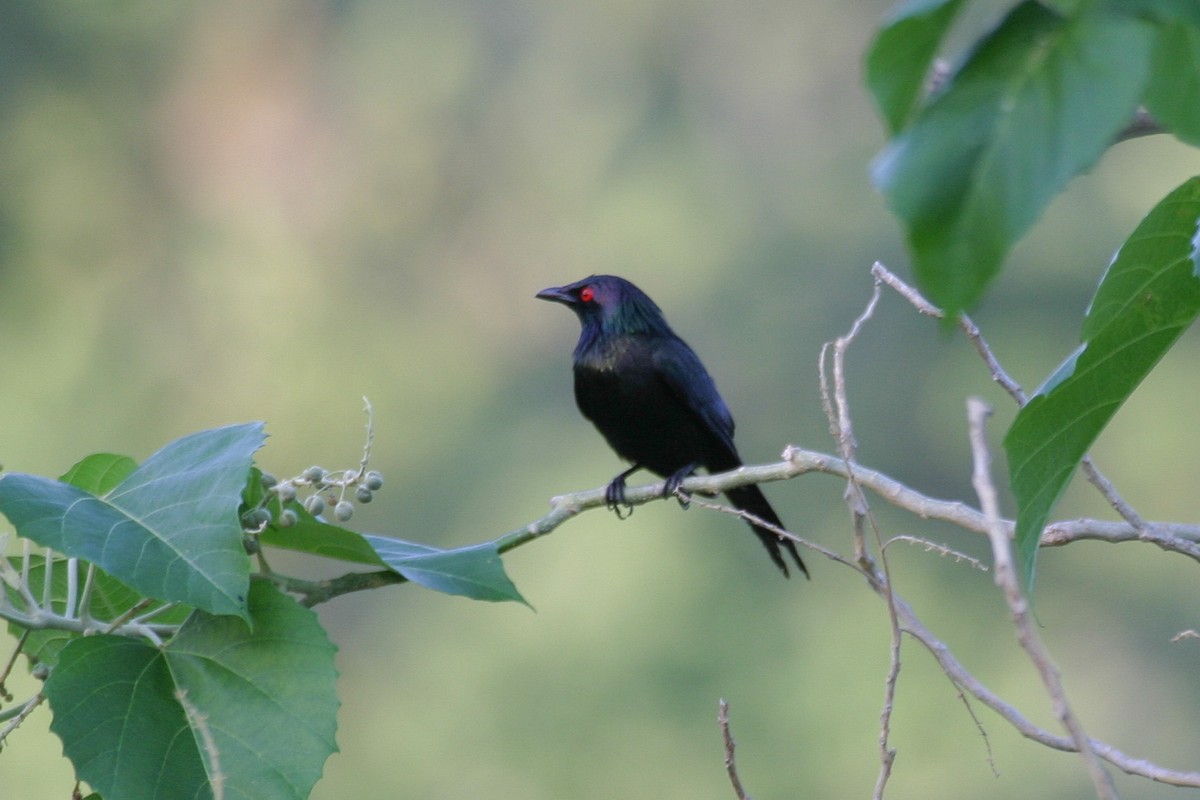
579, 287, 595, 303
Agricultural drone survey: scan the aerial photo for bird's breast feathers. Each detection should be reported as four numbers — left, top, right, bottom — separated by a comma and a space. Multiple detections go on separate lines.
572, 332, 645, 373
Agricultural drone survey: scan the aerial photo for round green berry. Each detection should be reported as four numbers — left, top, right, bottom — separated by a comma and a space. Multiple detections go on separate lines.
304, 495, 326, 516
364, 470, 384, 490
244, 508, 272, 528
334, 500, 354, 522
355, 485, 373, 504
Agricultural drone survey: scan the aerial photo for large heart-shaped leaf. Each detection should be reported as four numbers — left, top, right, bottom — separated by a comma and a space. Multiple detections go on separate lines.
43, 581, 339, 800
0, 424, 264, 618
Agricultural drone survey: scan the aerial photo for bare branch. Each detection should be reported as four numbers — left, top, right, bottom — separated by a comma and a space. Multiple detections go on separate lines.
0, 629, 27, 701
0, 693, 44, 747
718, 699, 751, 800
967, 398, 1118, 799
820, 270, 883, 462
818, 270, 901, 799
1042, 519, 1200, 562
1079, 458, 1149, 533
895, 592, 1200, 787
872, 262, 1165, 543
871, 262, 1025, 402
266, 445, 1200, 608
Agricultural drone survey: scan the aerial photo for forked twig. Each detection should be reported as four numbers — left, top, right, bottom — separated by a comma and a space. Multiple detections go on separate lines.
819, 269, 901, 798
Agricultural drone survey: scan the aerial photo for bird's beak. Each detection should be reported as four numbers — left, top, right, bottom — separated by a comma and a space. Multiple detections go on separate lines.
535, 285, 573, 304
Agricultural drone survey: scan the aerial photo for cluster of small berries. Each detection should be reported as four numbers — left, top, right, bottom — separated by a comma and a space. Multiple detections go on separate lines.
244, 466, 384, 530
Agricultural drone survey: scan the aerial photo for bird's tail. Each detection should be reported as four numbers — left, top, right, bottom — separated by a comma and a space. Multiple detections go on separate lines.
724, 483, 809, 579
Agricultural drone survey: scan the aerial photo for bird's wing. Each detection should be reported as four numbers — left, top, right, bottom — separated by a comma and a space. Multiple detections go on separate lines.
651, 336, 737, 454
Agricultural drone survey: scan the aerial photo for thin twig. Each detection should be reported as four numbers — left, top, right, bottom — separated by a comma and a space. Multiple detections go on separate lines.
967, 397, 1118, 800
949, 682, 999, 777
0, 629, 28, 701
358, 396, 376, 478
1079, 459, 1149, 532
718, 699, 751, 800
676, 492, 854, 570
103, 598, 157, 635
895, 590, 1200, 786
820, 268, 900, 798
0, 693, 44, 745
881, 536, 988, 571
872, 262, 1149, 538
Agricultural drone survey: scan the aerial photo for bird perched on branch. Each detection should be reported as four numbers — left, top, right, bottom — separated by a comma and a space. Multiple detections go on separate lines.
536, 274, 808, 578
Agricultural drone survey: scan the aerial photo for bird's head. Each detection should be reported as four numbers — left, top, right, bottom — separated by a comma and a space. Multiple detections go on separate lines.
536, 275, 669, 337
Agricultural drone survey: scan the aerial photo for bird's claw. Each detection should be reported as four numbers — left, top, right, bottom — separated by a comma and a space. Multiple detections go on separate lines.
671, 487, 692, 510
605, 477, 634, 519
664, 466, 695, 510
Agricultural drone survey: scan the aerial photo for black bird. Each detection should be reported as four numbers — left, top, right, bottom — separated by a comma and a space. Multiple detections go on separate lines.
537, 274, 808, 578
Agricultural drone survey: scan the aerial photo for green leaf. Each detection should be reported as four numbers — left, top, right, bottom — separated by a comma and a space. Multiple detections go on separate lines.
865, 0, 967, 134
1004, 176, 1200, 592
43, 581, 339, 800
0, 423, 265, 619
47, 636, 209, 798
873, 1, 1156, 314
364, 534, 530, 606
60, 453, 137, 494
1144, 22, 1200, 146
260, 517, 387, 566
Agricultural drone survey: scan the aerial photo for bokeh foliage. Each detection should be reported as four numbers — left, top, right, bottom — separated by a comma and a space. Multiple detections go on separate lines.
2, 1, 1200, 798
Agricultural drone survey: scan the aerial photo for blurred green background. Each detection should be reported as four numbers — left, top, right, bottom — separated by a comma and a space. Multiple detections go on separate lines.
3, 1, 1199, 797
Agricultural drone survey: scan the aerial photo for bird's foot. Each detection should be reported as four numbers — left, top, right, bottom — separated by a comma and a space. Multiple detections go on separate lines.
605, 476, 634, 520
664, 465, 696, 510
